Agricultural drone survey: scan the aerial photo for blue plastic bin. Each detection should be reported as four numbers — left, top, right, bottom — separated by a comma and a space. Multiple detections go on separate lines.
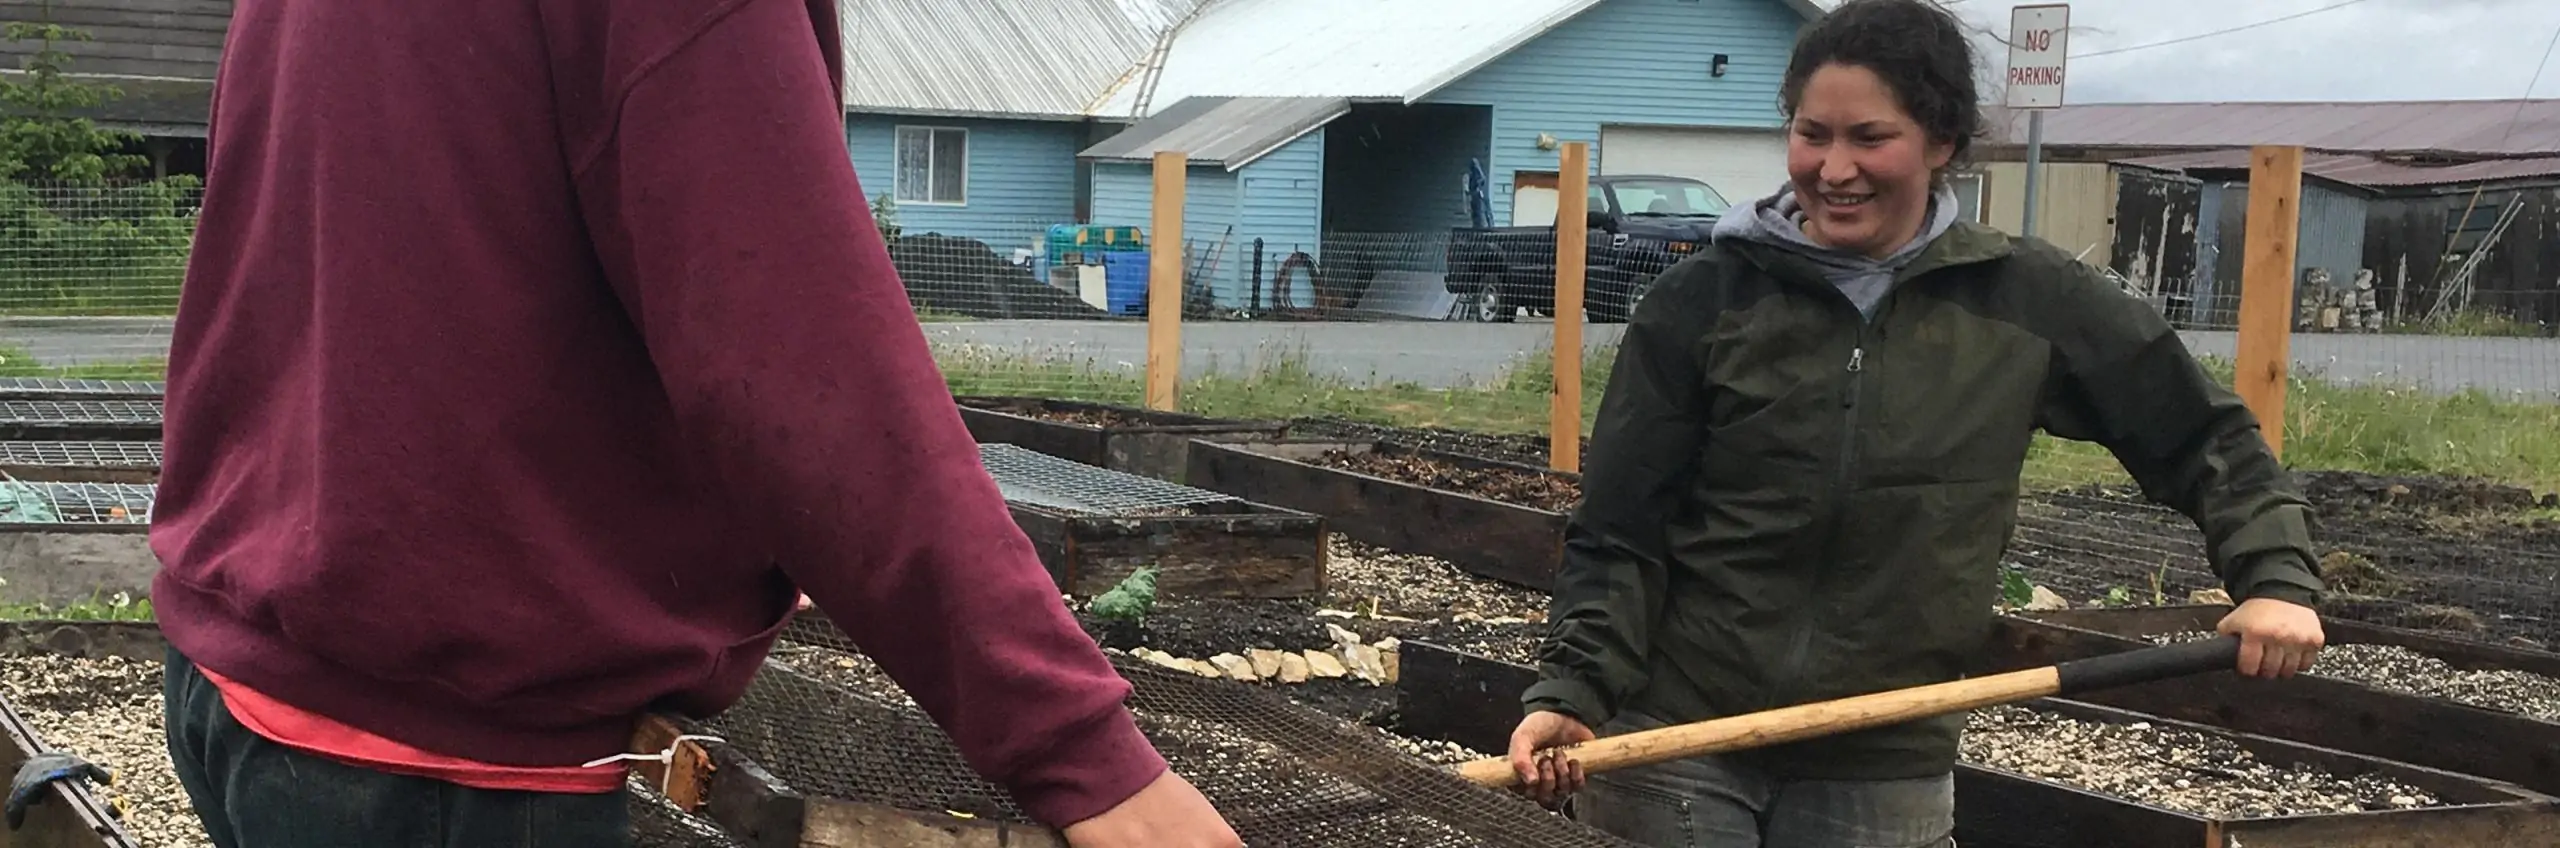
1101, 251, 1150, 315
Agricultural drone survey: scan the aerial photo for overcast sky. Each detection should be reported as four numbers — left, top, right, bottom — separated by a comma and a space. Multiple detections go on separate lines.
1935, 0, 2560, 104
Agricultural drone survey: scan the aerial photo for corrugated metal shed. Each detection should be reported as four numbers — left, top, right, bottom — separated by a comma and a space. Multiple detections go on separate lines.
2117, 149, 2560, 189
1085, 0, 1827, 118
1984, 100, 2560, 157
839, 0, 1205, 117
1077, 96, 1349, 170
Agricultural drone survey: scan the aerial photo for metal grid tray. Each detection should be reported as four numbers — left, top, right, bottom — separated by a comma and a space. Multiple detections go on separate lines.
0, 441, 163, 468
980, 442, 1241, 516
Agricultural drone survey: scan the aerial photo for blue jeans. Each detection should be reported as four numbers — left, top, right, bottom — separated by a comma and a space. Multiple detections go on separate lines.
161, 645, 633, 848
1572, 711, 1957, 848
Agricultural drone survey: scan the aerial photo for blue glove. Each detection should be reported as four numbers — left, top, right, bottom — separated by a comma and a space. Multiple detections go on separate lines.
5, 752, 113, 831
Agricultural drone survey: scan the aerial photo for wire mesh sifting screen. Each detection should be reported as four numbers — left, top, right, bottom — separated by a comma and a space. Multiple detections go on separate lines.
978, 443, 1239, 516
694, 614, 1642, 847
0, 377, 166, 397
0, 399, 164, 424
0, 441, 163, 468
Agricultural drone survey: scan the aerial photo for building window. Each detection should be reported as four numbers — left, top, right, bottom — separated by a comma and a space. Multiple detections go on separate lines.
894, 126, 967, 205
1948, 171, 1987, 223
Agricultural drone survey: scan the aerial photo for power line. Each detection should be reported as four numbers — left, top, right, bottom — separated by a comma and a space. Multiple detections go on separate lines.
2495, 24, 2560, 149
2071, 0, 2380, 59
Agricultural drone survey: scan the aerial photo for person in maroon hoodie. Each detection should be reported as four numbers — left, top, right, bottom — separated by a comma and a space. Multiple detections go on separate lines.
143, 0, 1240, 846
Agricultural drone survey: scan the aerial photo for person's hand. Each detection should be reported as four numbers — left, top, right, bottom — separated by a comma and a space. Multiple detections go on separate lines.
2218, 596, 2324, 679
1506, 710, 1596, 807
1060, 769, 1240, 848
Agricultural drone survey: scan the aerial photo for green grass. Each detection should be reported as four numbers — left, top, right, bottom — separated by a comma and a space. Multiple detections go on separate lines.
0, 344, 166, 380
0, 589, 153, 622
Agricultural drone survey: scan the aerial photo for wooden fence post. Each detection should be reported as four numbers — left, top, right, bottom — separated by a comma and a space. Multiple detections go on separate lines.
1551, 142, 1589, 474
2235, 144, 2302, 459
1147, 151, 1185, 411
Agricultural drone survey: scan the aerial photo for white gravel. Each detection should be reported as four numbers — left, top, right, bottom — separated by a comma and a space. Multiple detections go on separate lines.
1961, 704, 2442, 819
2148, 631, 2560, 723
1320, 534, 1549, 623
0, 653, 210, 848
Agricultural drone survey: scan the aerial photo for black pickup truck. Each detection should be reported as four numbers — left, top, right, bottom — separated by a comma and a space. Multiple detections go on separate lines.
1443, 174, 1731, 323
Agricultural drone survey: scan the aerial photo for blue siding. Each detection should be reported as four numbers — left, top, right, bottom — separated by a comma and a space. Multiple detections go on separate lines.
1236, 132, 1324, 308
1424, 0, 1803, 223
846, 114, 1080, 249
1087, 161, 1249, 304
2193, 179, 2369, 327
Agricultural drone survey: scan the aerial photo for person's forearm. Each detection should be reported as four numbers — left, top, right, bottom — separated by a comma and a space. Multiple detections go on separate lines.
567, 0, 1163, 826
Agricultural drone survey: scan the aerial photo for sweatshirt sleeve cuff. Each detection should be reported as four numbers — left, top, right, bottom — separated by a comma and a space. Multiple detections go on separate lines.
1002, 707, 1169, 828
1522, 677, 1610, 727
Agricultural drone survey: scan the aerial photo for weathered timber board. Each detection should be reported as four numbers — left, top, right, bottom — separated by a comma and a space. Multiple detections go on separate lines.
1985, 614, 2560, 796
1394, 640, 2560, 848
0, 695, 136, 848
1184, 440, 1568, 591
2025, 603, 2560, 678
1007, 499, 1325, 598
685, 735, 1066, 848
0, 379, 164, 401
954, 396, 1290, 483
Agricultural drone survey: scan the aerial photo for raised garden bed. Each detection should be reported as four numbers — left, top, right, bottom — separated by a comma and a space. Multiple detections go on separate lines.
0, 621, 745, 848
1396, 640, 2560, 848
1185, 440, 1579, 590
979, 444, 1324, 599
0, 401, 160, 442
953, 396, 1290, 483
0, 442, 161, 485
0, 378, 163, 401
679, 611, 1647, 847
1987, 611, 2560, 797
0, 482, 154, 529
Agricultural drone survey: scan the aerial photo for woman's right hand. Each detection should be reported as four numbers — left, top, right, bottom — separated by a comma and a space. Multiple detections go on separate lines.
1506, 710, 1596, 806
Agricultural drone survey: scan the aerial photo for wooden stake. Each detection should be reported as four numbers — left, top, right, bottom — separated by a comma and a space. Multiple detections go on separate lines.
628, 714, 714, 811
1550, 142, 1588, 475
1146, 150, 1186, 412
2235, 145, 2302, 459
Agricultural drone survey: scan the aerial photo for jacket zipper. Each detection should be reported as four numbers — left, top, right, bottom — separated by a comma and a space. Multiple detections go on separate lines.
1765, 311, 1871, 713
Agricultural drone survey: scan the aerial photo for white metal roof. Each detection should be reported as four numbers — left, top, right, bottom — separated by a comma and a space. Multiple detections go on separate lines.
1085, 0, 1824, 119
840, 0, 1824, 120
839, 0, 1206, 118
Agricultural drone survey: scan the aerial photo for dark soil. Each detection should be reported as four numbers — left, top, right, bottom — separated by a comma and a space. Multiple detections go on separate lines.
2012, 470, 2560, 647
1029, 407, 1143, 427
1288, 416, 1585, 468
1307, 449, 1583, 512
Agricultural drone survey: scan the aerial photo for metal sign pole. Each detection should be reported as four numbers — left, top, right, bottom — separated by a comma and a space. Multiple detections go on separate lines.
2006, 3, 2070, 241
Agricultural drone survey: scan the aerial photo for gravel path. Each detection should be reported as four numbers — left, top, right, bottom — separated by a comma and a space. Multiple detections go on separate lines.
0, 653, 209, 848
1961, 704, 2441, 818
2149, 631, 2560, 722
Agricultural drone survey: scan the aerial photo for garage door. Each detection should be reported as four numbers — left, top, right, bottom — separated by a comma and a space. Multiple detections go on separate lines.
1599, 125, 1792, 208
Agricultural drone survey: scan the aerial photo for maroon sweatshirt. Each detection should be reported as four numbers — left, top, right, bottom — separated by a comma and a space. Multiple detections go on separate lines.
147, 0, 1166, 826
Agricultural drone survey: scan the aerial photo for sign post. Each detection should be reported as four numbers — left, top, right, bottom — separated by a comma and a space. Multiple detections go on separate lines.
2005, 3, 2069, 239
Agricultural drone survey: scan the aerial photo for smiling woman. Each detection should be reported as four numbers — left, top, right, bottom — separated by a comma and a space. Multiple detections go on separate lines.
1501, 1, 2331, 845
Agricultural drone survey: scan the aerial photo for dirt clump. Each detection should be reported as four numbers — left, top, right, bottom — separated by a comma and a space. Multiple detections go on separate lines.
1309, 449, 1583, 512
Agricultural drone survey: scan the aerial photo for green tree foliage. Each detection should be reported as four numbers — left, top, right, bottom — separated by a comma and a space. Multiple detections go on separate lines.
0, 2, 198, 315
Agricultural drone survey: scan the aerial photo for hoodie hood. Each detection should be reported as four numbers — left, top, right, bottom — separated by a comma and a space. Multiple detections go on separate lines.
1711, 180, 1964, 317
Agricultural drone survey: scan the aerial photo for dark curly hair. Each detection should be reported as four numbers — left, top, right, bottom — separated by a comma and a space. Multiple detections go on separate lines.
1779, 0, 1985, 169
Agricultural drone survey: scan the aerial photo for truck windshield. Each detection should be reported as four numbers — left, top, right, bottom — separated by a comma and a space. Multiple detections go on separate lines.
1612, 180, 1729, 216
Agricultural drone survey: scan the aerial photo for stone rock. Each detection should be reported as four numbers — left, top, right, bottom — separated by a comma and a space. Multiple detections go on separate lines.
2188, 588, 2234, 606
1305, 649, 1349, 679
1343, 644, 1388, 685
2024, 585, 2070, 611
1327, 623, 1365, 649
1248, 648, 1287, 679
1210, 653, 1257, 681
1277, 652, 1312, 684
1182, 658, 1223, 678
1134, 648, 1188, 671
1382, 647, 1401, 684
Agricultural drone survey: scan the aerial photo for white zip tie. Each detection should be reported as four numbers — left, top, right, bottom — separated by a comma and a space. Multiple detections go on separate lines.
581, 734, 725, 796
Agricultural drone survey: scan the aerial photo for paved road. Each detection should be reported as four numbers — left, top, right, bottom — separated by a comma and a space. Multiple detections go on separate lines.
5, 316, 2553, 398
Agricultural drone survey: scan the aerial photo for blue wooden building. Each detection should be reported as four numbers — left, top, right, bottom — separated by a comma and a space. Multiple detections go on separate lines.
838, 0, 1826, 315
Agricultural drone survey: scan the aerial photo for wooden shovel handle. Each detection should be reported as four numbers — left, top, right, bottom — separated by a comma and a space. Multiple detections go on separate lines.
1457, 634, 2240, 788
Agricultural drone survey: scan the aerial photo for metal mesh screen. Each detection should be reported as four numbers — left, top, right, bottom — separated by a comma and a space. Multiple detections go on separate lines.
979, 443, 1240, 515
0, 400, 162, 424
0, 377, 165, 397
0, 441, 162, 467
0, 481, 155, 522
693, 615, 1638, 847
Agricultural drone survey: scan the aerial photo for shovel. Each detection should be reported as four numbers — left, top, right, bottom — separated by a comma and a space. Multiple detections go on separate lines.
1456, 633, 2244, 788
